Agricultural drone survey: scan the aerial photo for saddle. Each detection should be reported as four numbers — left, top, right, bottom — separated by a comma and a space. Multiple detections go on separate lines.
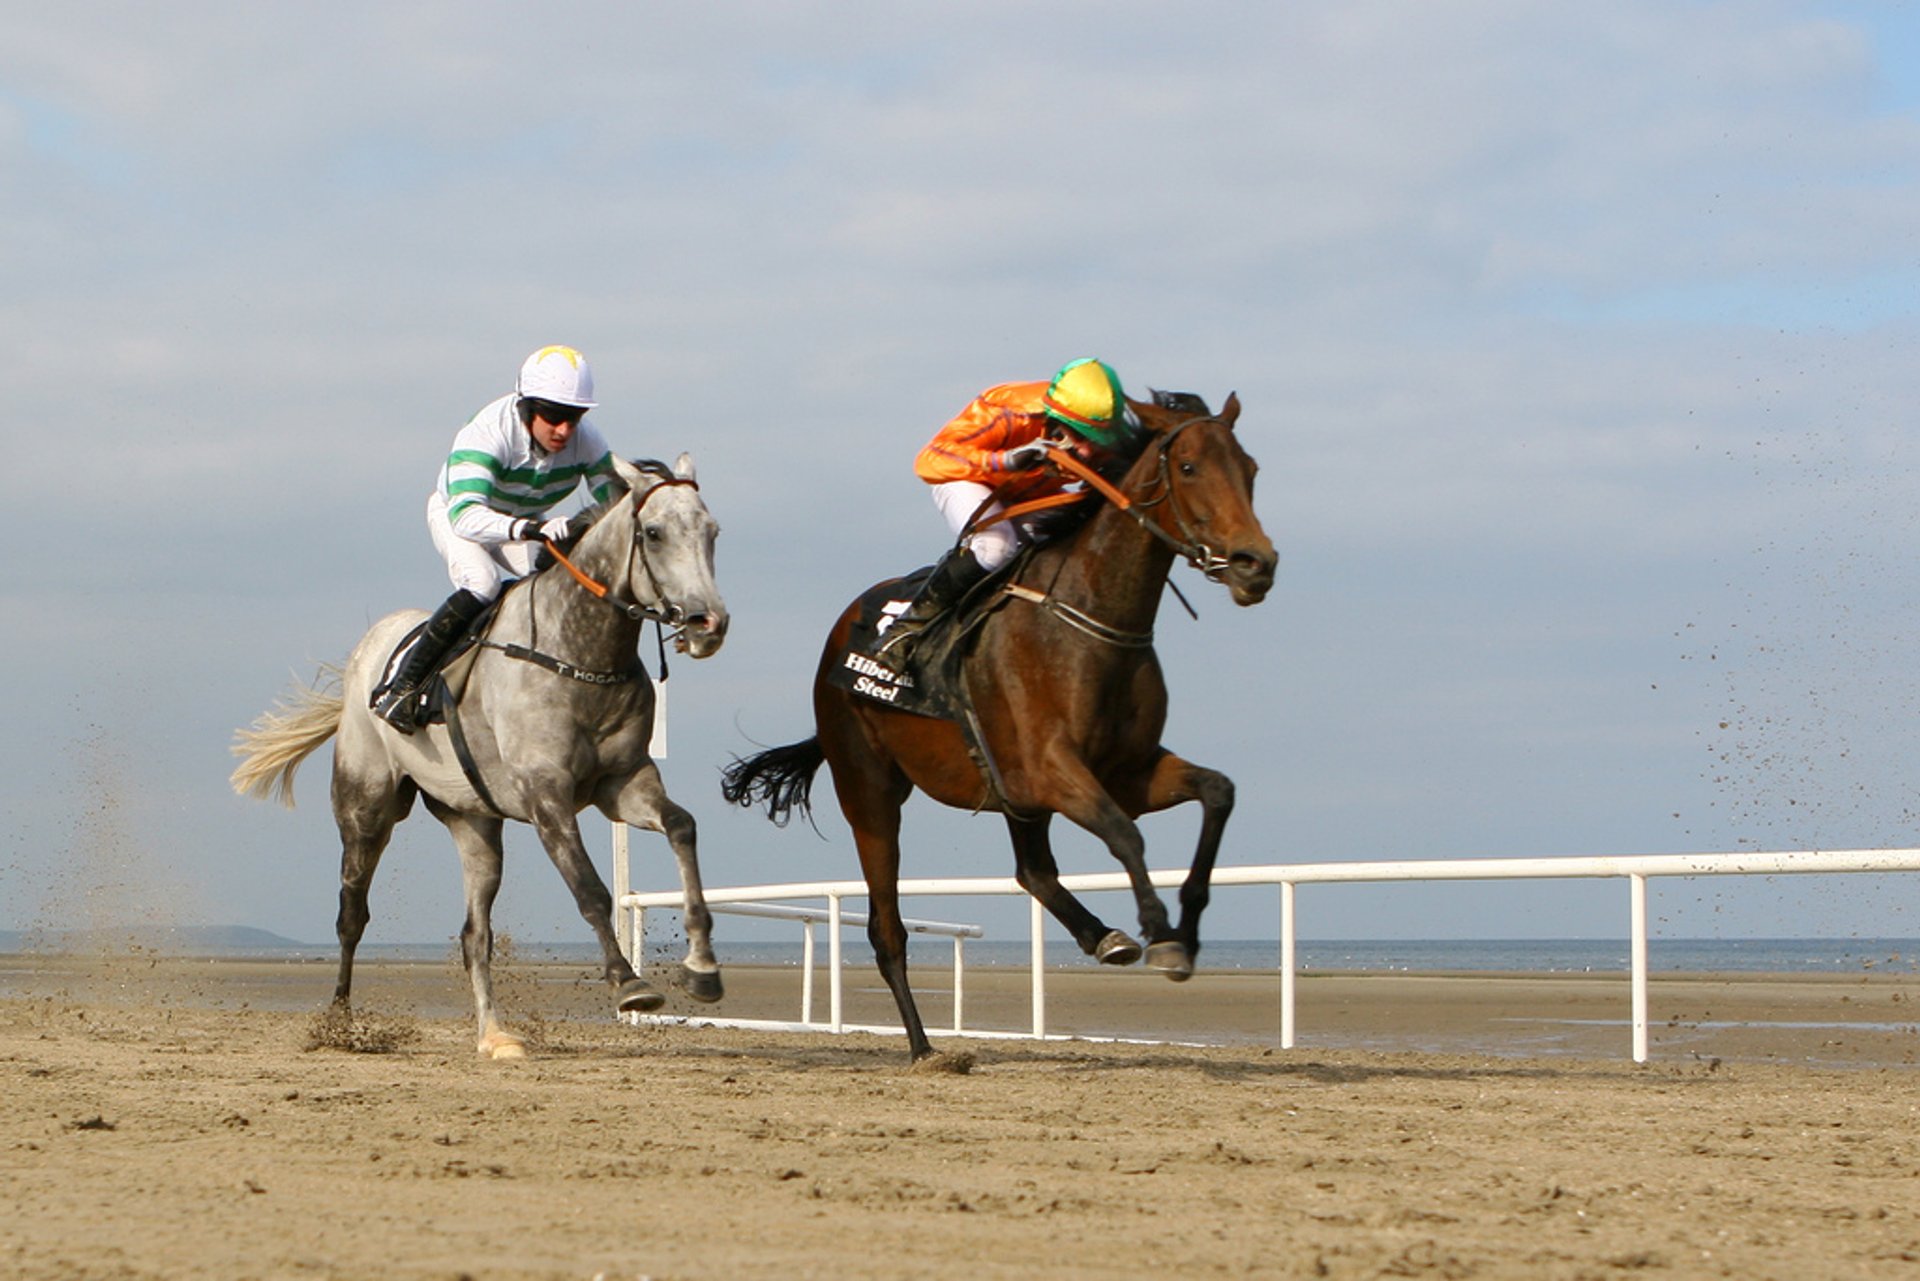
371, 596, 505, 730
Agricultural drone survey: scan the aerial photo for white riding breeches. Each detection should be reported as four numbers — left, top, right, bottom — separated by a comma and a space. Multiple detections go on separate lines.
426, 492, 538, 602
932, 480, 1022, 571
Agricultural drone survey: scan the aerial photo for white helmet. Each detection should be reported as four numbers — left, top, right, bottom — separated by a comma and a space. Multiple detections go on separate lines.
516, 345, 598, 408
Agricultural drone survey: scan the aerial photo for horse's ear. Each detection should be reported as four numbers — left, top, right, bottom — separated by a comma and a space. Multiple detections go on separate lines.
672, 451, 696, 482
1220, 392, 1241, 428
609, 455, 644, 493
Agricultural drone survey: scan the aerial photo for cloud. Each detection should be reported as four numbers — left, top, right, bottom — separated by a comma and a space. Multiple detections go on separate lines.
4, 2, 1918, 943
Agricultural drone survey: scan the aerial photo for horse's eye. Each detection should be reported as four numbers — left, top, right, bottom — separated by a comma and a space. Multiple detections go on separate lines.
644, 525, 663, 543
1179, 461, 1198, 478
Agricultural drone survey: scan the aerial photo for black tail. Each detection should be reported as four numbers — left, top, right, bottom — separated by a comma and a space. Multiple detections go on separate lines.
720, 737, 826, 828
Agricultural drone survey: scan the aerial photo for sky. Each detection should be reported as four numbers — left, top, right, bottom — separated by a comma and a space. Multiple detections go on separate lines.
4, 2, 1920, 957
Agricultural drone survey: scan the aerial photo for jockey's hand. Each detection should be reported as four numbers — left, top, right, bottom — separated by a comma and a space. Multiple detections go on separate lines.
538, 516, 576, 543
1001, 440, 1051, 471
514, 519, 549, 543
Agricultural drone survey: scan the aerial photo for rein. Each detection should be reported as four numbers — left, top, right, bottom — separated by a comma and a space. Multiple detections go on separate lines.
1049, 418, 1234, 581
960, 417, 1233, 583
972, 415, 1234, 648
502, 470, 701, 685
543, 474, 702, 627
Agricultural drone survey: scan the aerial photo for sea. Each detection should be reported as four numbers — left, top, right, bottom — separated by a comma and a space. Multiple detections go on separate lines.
3, 930, 1916, 975
325, 935, 1920, 975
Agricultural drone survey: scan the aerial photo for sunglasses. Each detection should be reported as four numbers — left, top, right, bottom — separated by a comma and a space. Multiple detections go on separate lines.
526, 399, 586, 426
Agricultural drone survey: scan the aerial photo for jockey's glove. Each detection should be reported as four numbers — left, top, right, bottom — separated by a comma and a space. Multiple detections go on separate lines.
516, 517, 576, 543
1001, 441, 1051, 471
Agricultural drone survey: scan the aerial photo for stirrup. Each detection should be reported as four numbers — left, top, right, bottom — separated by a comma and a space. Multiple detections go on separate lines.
371, 683, 424, 734
876, 614, 932, 663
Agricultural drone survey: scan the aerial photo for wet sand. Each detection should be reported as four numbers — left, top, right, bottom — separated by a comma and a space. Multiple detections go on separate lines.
4, 954, 1919, 1278
4, 952, 1916, 1067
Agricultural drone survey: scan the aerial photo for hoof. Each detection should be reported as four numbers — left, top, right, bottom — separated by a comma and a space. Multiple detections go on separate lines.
478, 1033, 527, 1061
1144, 940, 1194, 982
677, 965, 725, 1004
1094, 929, 1143, 966
617, 978, 666, 1014
908, 1050, 975, 1076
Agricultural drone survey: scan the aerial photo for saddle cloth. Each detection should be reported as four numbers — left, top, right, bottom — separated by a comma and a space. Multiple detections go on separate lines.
822, 563, 1010, 720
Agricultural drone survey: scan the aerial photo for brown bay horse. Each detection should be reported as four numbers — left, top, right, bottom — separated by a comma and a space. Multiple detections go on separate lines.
721, 393, 1276, 1062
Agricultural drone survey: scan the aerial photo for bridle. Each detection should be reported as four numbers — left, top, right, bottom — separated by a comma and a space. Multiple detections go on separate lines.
1069, 417, 1235, 581
481, 468, 705, 686
961, 414, 1247, 649
994, 415, 1239, 583
543, 469, 703, 629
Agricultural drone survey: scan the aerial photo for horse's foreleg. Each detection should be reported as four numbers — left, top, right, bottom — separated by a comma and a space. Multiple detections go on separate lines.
1047, 767, 1183, 977
429, 802, 524, 1059
1005, 814, 1141, 965
600, 765, 722, 1004
530, 800, 663, 1017
1137, 752, 1236, 963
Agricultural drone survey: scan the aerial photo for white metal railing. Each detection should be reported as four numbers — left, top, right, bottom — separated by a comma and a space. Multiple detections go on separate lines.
609, 830, 1920, 1062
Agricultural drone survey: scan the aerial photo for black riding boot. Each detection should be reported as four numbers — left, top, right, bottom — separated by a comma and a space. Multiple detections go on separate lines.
371, 588, 488, 734
875, 548, 988, 667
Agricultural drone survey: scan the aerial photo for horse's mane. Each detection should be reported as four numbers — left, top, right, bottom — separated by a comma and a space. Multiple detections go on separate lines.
578, 456, 678, 524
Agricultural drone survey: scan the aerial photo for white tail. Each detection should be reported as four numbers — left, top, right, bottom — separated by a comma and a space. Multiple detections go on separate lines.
229, 666, 345, 808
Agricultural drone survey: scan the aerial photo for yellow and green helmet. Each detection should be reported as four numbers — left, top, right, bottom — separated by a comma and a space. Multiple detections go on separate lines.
1041, 357, 1128, 446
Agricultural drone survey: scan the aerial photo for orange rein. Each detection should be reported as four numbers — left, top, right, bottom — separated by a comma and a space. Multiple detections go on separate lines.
959, 445, 1132, 539
543, 540, 613, 598
542, 473, 701, 603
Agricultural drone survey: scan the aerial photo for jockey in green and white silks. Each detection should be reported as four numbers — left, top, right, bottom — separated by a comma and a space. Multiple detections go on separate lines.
375, 345, 619, 733
430, 392, 617, 601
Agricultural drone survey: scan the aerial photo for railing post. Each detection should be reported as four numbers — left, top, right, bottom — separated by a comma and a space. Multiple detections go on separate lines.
801, 918, 816, 1026
1030, 895, 1046, 1040
1630, 873, 1649, 1063
611, 822, 632, 965
828, 893, 844, 1033
953, 936, 966, 1033
1280, 881, 1296, 1050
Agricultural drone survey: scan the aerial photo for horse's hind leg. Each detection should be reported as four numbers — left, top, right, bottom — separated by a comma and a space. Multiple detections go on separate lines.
423, 798, 525, 1059
821, 726, 933, 1060
329, 761, 416, 1009
1005, 814, 1142, 966
599, 763, 722, 1004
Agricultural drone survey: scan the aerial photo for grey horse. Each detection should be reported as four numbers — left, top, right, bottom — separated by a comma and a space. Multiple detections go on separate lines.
231, 454, 727, 1059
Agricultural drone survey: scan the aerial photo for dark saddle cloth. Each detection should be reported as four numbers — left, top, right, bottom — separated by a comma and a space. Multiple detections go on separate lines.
822, 562, 1013, 720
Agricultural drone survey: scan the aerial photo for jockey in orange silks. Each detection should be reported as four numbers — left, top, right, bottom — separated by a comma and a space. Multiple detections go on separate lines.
877, 358, 1136, 664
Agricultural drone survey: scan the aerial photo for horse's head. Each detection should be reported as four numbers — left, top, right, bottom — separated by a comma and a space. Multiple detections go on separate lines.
589, 453, 729, 658
1124, 392, 1277, 606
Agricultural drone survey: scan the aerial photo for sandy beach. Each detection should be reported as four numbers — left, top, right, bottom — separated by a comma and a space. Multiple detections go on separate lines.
4, 953, 1919, 1279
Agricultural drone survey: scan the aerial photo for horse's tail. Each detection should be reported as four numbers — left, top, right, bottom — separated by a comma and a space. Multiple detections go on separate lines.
720, 737, 826, 828
229, 665, 346, 809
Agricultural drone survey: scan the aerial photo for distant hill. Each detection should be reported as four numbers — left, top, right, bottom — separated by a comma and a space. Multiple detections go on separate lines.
0, 925, 315, 955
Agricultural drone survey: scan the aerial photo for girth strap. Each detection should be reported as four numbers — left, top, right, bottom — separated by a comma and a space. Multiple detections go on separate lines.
442, 691, 507, 819
477, 640, 643, 686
